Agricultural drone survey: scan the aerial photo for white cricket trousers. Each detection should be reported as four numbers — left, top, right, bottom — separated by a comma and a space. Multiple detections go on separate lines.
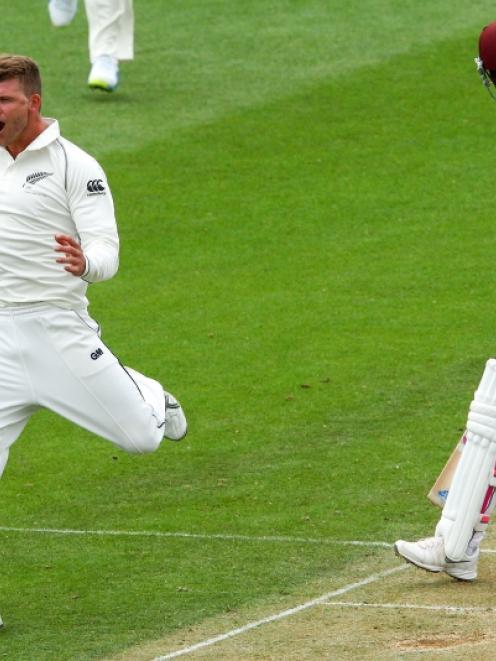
84, 0, 134, 62
0, 304, 167, 478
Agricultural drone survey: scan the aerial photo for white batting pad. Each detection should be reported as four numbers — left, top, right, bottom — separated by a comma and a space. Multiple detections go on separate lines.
436, 359, 496, 560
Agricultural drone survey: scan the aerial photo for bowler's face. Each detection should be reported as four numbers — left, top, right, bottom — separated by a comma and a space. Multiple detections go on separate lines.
0, 78, 33, 149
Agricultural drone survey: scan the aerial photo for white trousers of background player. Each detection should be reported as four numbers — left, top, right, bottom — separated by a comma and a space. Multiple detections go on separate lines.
84, 0, 134, 62
0, 304, 170, 479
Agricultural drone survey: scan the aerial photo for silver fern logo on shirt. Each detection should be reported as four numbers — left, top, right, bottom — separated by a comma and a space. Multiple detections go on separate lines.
23, 171, 54, 187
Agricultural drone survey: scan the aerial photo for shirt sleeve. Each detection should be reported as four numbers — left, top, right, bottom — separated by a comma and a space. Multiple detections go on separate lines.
65, 144, 119, 283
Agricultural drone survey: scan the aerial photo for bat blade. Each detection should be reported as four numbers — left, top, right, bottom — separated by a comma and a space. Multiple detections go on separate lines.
427, 434, 466, 508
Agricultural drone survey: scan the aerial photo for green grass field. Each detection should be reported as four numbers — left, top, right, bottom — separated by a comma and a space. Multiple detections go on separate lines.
1, 1, 496, 658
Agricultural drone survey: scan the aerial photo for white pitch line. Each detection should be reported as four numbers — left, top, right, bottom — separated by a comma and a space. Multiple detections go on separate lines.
0, 526, 391, 548
153, 565, 409, 660
0, 526, 494, 554
324, 601, 496, 614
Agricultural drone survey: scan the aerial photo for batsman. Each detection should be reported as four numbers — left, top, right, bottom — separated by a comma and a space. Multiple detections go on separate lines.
394, 23, 496, 581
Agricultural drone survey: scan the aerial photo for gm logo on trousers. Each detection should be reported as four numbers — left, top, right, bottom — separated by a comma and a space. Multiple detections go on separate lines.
91, 348, 104, 360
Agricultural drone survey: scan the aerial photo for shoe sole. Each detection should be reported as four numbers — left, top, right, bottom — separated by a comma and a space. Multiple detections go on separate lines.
165, 415, 188, 442
88, 80, 117, 92
163, 399, 188, 442
445, 572, 476, 582
394, 544, 476, 582
394, 543, 442, 574
167, 426, 188, 442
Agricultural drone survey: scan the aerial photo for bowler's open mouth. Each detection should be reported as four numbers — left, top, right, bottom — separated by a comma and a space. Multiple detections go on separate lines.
0, 122, 5, 132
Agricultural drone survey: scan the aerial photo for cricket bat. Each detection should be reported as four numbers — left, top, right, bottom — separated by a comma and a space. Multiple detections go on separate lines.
427, 433, 466, 508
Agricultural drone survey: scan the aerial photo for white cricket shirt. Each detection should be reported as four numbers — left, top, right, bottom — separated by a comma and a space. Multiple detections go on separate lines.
0, 119, 119, 309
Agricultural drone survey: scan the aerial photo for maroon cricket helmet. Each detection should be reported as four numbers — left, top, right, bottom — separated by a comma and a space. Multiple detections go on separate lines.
479, 21, 496, 83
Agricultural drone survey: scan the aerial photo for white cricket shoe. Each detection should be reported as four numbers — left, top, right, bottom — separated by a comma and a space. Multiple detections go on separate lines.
162, 392, 187, 441
394, 536, 479, 582
48, 0, 78, 27
88, 55, 119, 92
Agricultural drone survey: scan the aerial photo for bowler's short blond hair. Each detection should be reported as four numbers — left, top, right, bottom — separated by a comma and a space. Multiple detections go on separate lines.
0, 54, 42, 96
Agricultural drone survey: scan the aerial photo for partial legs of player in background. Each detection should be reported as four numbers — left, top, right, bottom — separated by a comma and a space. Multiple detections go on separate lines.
48, 0, 78, 27
48, 0, 134, 92
85, 0, 134, 91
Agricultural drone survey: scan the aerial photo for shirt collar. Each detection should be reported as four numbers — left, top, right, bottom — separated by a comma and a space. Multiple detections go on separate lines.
0, 118, 60, 160
24, 118, 60, 151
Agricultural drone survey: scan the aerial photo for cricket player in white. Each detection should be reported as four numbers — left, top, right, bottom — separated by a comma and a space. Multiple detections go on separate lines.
0, 54, 187, 623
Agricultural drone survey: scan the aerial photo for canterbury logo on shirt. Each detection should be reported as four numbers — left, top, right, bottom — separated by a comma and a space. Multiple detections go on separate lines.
87, 179, 106, 195
23, 171, 54, 187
